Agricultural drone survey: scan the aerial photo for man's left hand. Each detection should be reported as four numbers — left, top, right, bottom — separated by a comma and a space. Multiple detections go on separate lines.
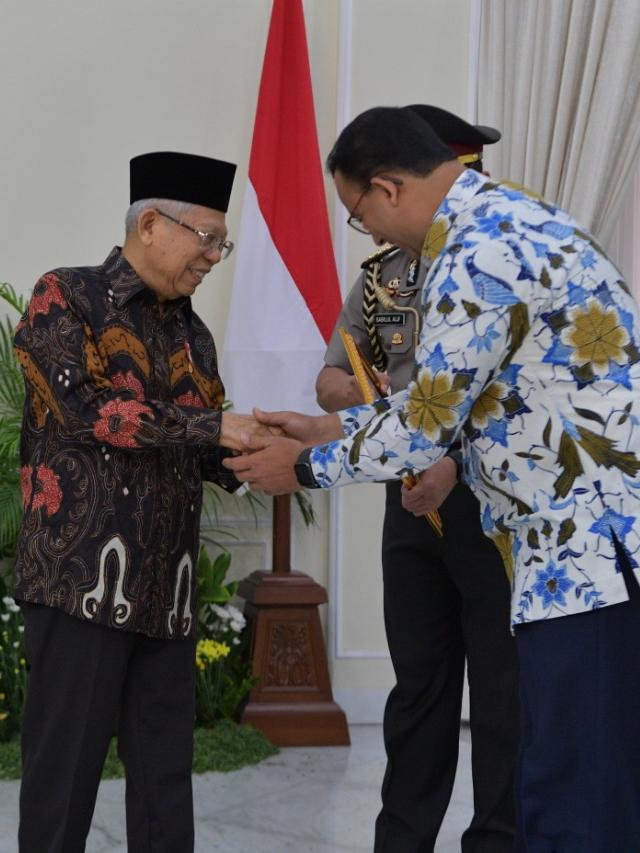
401, 457, 457, 515
222, 433, 304, 495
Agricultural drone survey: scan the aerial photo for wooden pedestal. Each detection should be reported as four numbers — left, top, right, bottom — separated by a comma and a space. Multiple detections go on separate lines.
238, 569, 350, 746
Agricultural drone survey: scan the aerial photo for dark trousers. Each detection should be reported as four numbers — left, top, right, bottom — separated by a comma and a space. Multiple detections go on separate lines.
374, 482, 519, 853
19, 604, 196, 853
514, 540, 640, 852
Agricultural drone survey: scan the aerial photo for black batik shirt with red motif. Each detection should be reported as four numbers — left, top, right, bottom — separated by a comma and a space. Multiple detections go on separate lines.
13, 247, 239, 639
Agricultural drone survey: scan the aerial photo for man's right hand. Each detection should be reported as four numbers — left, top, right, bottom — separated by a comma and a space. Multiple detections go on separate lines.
253, 408, 344, 446
316, 365, 390, 413
220, 411, 281, 451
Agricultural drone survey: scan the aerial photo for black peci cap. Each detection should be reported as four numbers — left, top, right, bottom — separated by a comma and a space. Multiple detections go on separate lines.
405, 105, 501, 160
130, 151, 237, 212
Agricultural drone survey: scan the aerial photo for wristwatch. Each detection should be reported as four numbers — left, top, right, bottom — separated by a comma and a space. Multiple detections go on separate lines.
294, 447, 319, 489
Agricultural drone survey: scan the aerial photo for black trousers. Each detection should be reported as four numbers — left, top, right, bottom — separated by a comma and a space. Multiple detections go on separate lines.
514, 540, 640, 852
19, 603, 196, 853
374, 482, 519, 853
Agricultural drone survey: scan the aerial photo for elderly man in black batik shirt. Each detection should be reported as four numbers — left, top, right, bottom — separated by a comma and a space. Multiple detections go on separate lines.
13, 151, 265, 852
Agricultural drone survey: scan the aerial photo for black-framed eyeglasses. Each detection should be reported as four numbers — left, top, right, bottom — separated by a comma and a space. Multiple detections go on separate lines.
346, 176, 404, 235
346, 184, 372, 234
155, 209, 235, 259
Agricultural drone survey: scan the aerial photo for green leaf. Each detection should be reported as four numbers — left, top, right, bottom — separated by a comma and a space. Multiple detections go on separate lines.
557, 518, 576, 546
552, 431, 584, 499
573, 406, 605, 427
197, 548, 237, 604
461, 299, 481, 318
540, 267, 552, 289
500, 302, 530, 370
576, 425, 640, 477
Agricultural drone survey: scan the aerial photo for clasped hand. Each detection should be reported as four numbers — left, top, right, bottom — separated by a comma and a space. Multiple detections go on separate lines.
221, 408, 343, 495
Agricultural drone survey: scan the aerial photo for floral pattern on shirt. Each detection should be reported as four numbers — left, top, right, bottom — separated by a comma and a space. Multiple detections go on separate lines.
312, 170, 640, 626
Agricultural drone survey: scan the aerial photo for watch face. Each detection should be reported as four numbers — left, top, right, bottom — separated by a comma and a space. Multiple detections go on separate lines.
294, 460, 316, 489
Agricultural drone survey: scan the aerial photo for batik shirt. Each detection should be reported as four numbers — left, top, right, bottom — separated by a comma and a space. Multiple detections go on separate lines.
310, 169, 640, 626
13, 247, 238, 640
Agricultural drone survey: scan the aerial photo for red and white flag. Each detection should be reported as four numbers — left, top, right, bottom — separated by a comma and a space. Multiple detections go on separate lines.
222, 0, 342, 415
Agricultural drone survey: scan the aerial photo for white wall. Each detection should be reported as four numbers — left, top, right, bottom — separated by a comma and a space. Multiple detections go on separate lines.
1, 0, 473, 722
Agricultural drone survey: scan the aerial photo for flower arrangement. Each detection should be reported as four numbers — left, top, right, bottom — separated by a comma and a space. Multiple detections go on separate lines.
0, 593, 26, 741
195, 548, 256, 726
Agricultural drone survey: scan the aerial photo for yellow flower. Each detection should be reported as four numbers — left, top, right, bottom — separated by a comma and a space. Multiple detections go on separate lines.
561, 300, 629, 373
405, 369, 464, 439
195, 638, 231, 671
0, 713, 7, 721
470, 381, 508, 429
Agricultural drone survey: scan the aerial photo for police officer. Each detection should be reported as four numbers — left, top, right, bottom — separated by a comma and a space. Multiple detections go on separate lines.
316, 106, 519, 853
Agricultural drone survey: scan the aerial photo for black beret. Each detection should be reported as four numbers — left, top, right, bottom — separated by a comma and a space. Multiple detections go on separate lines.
405, 105, 501, 156
130, 151, 237, 212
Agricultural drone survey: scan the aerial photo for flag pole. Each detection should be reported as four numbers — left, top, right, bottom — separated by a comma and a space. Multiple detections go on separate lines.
227, 0, 348, 745
272, 494, 290, 573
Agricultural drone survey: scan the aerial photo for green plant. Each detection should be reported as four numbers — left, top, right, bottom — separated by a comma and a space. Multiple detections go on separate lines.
195, 547, 256, 725
0, 283, 26, 562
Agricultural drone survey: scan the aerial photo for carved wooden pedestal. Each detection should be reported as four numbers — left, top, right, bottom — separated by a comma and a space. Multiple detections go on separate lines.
238, 497, 349, 746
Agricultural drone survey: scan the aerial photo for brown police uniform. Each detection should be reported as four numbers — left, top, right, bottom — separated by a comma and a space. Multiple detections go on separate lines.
324, 246, 519, 853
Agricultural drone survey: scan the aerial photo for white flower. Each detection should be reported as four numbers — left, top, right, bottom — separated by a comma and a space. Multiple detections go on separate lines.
18, 626, 24, 633
0, 615, 10, 623
1, 597, 13, 607
12, 642, 19, 649
233, 637, 241, 646
211, 604, 230, 621
230, 620, 244, 634
226, 604, 244, 622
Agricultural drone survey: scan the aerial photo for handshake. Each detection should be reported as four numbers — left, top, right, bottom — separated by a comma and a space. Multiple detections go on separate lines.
218, 408, 344, 495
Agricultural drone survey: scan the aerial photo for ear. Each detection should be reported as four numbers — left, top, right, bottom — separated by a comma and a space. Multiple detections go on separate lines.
369, 175, 402, 206
137, 208, 158, 246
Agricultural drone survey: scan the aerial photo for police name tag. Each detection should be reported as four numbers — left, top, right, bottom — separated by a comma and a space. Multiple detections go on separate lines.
375, 313, 404, 326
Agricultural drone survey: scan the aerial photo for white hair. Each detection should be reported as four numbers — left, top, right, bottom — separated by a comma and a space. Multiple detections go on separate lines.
124, 198, 197, 234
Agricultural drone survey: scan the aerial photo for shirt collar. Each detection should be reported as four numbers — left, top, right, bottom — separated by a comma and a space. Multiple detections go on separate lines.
103, 246, 191, 321
422, 168, 491, 259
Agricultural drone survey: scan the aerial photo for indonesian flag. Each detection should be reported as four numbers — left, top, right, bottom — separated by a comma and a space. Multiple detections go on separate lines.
222, 0, 342, 414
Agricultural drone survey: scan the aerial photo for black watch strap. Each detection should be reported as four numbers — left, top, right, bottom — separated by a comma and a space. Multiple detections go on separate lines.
294, 447, 319, 489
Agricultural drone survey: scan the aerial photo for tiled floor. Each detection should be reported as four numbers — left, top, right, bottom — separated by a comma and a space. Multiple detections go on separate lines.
0, 725, 473, 852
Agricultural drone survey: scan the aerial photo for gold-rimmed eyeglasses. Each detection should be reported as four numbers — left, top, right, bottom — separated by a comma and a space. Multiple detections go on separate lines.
155, 209, 235, 259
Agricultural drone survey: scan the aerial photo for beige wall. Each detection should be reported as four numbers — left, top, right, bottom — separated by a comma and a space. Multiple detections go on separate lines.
1, 0, 473, 722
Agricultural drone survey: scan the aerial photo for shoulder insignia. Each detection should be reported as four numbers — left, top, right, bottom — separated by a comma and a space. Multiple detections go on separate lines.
360, 244, 399, 270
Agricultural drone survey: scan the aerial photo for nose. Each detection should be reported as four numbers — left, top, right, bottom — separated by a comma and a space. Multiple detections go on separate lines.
202, 246, 222, 264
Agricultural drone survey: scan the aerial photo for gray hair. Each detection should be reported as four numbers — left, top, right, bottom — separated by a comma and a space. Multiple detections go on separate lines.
124, 198, 197, 234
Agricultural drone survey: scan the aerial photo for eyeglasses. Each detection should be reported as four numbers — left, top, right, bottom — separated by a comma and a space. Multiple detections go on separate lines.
346, 176, 404, 235
347, 184, 372, 234
155, 209, 235, 259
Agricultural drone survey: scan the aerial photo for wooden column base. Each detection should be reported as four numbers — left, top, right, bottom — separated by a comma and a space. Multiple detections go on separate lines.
238, 570, 350, 747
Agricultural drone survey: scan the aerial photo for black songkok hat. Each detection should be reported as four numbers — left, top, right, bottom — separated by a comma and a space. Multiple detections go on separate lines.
129, 151, 237, 212
405, 105, 501, 159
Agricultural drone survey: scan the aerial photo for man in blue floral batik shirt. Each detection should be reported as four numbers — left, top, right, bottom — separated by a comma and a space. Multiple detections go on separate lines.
225, 106, 640, 852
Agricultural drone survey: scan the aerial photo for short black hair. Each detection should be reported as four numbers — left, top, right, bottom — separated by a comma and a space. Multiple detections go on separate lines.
326, 106, 456, 186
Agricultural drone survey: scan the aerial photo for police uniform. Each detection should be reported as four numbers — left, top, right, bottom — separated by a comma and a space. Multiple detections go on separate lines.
324, 246, 519, 852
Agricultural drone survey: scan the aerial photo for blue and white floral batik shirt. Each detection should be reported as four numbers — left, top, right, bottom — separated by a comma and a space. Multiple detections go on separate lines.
311, 168, 640, 627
